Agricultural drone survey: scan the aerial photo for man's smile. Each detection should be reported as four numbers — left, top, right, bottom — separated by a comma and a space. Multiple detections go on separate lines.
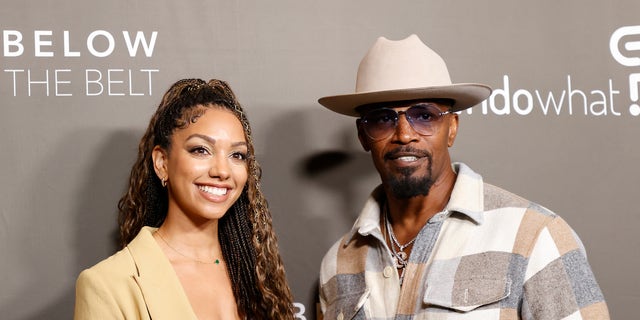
385, 147, 430, 165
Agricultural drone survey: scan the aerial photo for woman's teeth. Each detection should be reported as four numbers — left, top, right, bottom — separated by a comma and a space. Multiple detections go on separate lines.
199, 185, 227, 196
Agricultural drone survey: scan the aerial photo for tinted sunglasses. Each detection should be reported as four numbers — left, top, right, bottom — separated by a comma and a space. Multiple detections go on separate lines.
357, 103, 452, 141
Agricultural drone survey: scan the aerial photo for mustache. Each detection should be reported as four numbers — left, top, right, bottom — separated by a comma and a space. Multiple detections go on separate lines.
384, 146, 431, 160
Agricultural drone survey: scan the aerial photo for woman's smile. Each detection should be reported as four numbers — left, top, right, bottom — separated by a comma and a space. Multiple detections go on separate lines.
197, 184, 229, 197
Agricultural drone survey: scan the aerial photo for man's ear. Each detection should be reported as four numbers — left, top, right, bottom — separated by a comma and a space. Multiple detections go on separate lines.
152, 145, 169, 180
447, 113, 459, 147
356, 120, 371, 151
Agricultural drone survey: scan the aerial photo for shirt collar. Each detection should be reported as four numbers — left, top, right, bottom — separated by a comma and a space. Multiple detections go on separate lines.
445, 162, 485, 224
343, 186, 385, 246
344, 162, 485, 246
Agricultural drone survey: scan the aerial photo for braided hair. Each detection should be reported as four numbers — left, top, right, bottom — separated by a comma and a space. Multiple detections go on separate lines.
117, 78, 294, 319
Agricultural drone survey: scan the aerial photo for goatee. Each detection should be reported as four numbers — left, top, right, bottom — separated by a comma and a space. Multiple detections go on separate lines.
387, 152, 434, 199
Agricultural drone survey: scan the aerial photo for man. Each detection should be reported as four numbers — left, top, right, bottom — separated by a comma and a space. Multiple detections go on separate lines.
317, 34, 609, 319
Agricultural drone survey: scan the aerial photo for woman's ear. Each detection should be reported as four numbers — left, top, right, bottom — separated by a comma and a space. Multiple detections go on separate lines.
152, 146, 169, 182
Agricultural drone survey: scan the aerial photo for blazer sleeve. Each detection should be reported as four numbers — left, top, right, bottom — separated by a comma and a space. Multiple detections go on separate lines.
74, 268, 123, 320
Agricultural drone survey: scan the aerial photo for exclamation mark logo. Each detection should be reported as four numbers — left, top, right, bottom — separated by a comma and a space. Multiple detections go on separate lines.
610, 25, 640, 116
630, 73, 640, 116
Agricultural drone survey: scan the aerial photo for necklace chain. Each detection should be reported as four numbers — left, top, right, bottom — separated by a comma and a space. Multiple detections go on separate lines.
387, 217, 418, 251
384, 206, 418, 272
156, 230, 220, 265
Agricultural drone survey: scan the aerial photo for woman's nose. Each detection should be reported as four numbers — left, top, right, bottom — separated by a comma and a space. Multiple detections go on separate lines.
208, 155, 231, 180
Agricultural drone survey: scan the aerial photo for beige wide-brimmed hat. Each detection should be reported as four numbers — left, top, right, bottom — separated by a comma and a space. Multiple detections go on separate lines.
318, 34, 492, 117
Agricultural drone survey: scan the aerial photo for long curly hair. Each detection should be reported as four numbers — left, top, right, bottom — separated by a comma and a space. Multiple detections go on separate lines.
117, 78, 294, 319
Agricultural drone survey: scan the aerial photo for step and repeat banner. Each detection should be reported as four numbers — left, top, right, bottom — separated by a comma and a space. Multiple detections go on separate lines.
1, 1, 638, 319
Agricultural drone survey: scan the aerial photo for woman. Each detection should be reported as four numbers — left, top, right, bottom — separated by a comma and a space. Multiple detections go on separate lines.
74, 79, 295, 319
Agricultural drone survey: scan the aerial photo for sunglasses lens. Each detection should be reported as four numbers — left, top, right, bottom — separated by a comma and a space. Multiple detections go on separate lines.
362, 109, 397, 140
405, 105, 441, 135
360, 104, 447, 140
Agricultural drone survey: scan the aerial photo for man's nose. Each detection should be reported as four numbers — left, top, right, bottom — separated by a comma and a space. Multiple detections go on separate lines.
391, 112, 419, 144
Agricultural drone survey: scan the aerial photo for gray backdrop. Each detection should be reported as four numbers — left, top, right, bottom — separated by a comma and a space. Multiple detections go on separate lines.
1, 1, 638, 319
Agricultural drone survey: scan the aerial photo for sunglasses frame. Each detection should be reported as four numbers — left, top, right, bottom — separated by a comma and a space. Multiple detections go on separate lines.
357, 103, 452, 141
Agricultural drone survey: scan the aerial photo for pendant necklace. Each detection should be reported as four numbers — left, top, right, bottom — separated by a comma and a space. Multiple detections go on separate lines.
156, 230, 221, 265
384, 206, 418, 275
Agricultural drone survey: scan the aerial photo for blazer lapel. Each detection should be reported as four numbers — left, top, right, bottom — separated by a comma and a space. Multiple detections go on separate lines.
127, 227, 198, 320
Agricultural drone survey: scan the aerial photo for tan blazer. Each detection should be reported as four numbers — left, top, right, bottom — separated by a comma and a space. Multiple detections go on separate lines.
74, 227, 198, 320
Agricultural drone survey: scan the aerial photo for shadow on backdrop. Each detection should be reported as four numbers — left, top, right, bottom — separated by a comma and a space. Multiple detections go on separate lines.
18, 129, 140, 320
260, 106, 374, 319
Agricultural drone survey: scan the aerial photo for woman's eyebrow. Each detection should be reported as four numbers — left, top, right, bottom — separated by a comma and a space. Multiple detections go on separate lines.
187, 134, 247, 148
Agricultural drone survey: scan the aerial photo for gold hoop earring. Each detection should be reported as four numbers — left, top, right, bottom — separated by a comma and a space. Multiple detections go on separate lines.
161, 178, 167, 187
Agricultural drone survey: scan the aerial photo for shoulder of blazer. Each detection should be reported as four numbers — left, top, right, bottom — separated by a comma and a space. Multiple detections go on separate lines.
82, 226, 159, 278
84, 244, 138, 278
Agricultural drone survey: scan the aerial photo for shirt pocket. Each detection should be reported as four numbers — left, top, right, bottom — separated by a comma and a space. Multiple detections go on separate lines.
424, 277, 511, 312
324, 288, 370, 320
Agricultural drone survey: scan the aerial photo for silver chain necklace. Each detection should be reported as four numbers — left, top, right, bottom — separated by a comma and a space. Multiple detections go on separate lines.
384, 206, 418, 270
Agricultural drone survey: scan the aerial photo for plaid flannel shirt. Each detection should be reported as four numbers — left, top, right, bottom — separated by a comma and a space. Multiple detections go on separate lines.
319, 163, 609, 319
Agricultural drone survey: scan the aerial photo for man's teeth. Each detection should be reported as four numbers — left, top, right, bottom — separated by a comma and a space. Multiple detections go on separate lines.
397, 156, 418, 161
199, 185, 228, 196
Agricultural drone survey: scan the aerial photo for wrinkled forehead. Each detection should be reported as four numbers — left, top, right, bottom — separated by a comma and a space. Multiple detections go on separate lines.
355, 98, 454, 116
